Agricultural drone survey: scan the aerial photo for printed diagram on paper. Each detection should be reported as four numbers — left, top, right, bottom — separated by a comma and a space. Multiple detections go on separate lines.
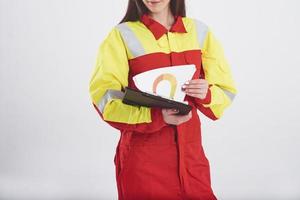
133, 64, 196, 103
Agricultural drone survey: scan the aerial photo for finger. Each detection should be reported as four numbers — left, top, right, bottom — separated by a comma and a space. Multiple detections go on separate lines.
182, 84, 207, 89
177, 111, 192, 121
173, 114, 188, 121
170, 108, 179, 113
184, 89, 201, 94
165, 109, 177, 113
184, 88, 207, 93
165, 108, 179, 115
185, 91, 207, 97
169, 107, 179, 112
185, 92, 199, 98
185, 92, 207, 98
185, 79, 207, 84
198, 93, 208, 99
182, 82, 207, 89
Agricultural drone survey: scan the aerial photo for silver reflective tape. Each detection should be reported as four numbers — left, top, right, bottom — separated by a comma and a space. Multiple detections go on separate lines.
194, 19, 208, 49
116, 23, 145, 58
221, 88, 236, 102
98, 89, 125, 113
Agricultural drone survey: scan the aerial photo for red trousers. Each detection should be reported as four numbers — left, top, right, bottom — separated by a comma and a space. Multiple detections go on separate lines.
113, 107, 218, 200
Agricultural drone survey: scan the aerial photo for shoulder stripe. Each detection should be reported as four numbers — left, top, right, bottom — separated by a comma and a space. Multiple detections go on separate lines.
116, 23, 145, 58
193, 19, 209, 49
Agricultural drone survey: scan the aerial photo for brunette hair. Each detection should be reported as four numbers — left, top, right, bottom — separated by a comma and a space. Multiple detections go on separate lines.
119, 0, 186, 23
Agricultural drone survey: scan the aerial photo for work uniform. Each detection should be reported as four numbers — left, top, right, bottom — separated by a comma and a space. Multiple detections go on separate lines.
89, 13, 237, 200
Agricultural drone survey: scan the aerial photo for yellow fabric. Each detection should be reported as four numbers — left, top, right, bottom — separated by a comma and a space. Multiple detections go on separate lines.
89, 27, 151, 124
201, 29, 238, 118
125, 18, 200, 58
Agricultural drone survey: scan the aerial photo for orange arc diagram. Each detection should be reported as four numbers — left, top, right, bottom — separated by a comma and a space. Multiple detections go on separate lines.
152, 73, 177, 99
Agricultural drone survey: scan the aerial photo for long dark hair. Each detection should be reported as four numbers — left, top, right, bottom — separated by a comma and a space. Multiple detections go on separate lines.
119, 0, 186, 23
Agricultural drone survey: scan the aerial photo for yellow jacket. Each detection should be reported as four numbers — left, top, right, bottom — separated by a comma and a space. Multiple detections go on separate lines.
89, 14, 237, 130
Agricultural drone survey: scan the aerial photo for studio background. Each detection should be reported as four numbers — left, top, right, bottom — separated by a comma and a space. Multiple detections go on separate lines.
0, 0, 299, 199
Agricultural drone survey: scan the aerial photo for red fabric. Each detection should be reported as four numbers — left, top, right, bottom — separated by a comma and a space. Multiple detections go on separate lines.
140, 13, 187, 40
192, 85, 218, 121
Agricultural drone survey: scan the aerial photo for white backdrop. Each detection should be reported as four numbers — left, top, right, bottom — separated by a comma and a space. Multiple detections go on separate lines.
1, 0, 300, 199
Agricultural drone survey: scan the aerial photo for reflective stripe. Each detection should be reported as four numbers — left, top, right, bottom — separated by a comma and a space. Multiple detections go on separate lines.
98, 89, 125, 113
221, 88, 236, 102
116, 23, 145, 58
194, 19, 208, 49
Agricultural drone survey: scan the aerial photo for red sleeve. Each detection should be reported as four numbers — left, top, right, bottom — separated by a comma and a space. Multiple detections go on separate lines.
190, 86, 218, 121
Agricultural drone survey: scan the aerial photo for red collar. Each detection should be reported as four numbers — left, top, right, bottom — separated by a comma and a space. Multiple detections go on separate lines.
140, 13, 187, 40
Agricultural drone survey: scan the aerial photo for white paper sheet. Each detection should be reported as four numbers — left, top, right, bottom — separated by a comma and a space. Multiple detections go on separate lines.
133, 64, 196, 103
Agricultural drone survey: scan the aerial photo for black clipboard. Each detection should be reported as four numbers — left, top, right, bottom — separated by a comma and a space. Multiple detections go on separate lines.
122, 87, 192, 115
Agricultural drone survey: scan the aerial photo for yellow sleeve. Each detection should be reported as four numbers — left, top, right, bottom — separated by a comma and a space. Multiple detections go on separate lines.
89, 26, 167, 132
195, 28, 238, 119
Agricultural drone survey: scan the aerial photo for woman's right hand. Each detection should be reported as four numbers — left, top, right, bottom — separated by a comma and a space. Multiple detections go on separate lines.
162, 108, 192, 125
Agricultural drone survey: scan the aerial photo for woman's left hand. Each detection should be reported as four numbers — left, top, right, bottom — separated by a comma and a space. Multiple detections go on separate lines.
182, 79, 209, 99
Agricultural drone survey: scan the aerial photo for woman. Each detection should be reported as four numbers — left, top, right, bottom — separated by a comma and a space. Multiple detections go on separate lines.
89, 0, 237, 199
